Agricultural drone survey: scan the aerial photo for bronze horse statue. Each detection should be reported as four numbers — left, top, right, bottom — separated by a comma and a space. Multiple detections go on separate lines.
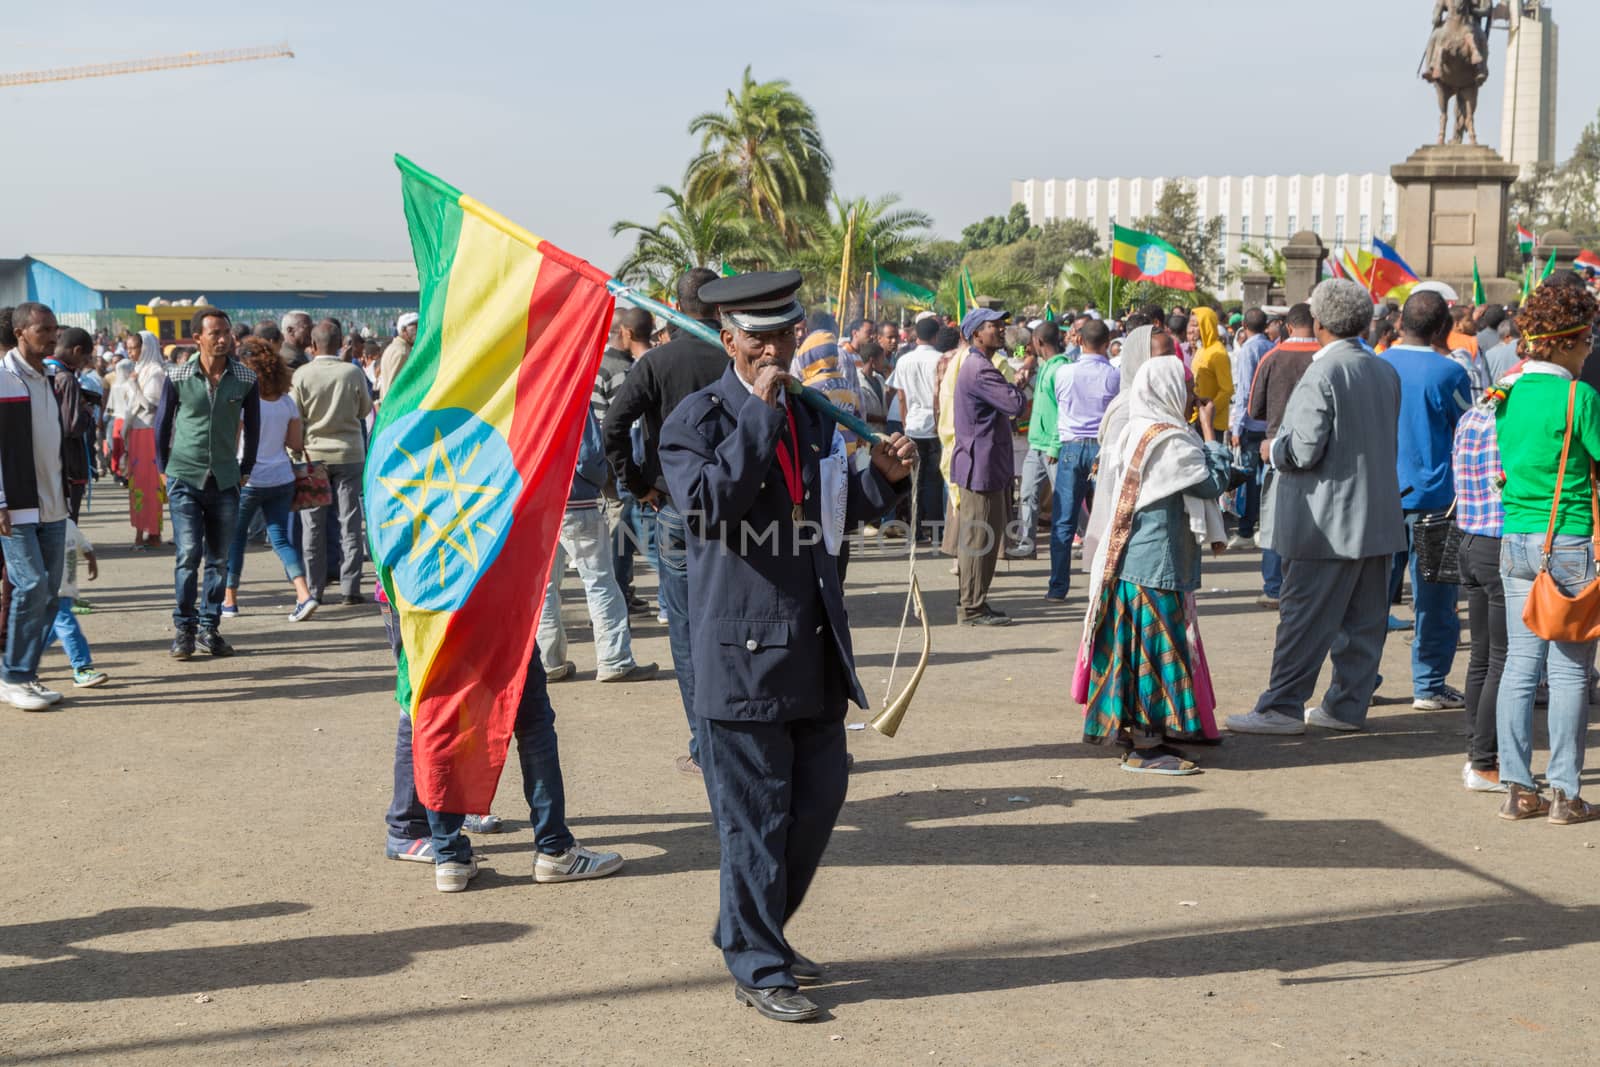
1420, 0, 1491, 146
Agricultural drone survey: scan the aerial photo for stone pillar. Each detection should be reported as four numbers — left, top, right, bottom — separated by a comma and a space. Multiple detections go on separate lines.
1390, 144, 1521, 303
1535, 228, 1582, 276
1240, 272, 1272, 310
1281, 231, 1325, 306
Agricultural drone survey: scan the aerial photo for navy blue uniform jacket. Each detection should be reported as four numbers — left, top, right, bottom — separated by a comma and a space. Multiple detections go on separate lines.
660, 364, 907, 723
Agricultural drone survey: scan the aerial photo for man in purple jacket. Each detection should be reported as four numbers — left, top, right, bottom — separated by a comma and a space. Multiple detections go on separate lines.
950, 308, 1034, 625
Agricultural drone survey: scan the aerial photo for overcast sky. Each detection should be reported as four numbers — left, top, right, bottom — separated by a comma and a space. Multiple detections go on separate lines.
6, 1, 1597, 272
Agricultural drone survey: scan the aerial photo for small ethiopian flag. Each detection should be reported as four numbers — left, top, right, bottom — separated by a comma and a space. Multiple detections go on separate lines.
1111, 223, 1196, 291
369, 155, 615, 812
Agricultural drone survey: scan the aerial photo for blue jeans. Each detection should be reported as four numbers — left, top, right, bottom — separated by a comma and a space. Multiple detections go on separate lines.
537, 504, 635, 674
1497, 533, 1593, 797
168, 478, 240, 633
44, 596, 92, 670
1262, 548, 1283, 599
1015, 447, 1054, 552
1, 520, 66, 683
226, 482, 305, 591
1048, 440, 1099, 598
1405, 509, 1461, 699
609, 490, 658, 600
656, 502, 697, 763
427, 649, 574, 865
1236, 430, 1265, 538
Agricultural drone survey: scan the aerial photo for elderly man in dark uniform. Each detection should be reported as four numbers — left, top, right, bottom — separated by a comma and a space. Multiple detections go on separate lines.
660, 271, 915, 1023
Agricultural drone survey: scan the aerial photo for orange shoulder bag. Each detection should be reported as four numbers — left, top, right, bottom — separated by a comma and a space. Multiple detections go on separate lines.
1520, 380, 1600, 642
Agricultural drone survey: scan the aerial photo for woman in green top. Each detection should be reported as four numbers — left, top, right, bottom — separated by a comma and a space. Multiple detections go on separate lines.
1492, 280, 1600, 825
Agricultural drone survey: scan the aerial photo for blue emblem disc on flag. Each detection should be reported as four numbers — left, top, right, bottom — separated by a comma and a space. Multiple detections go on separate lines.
368, 407, 522, 611
1137, 243, 1168, 276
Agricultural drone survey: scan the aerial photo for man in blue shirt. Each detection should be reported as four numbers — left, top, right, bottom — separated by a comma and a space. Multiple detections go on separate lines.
1227, 309, 1274, 546
1379, 290, 1472, 712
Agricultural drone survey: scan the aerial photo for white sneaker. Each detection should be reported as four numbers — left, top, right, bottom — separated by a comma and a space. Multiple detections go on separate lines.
1305, 704, 1362, 732
1462, 762, 1508, 793
1226, 535, 1252, 550
0, 681, 51, 711
23, 681, 62, 705
435, 858, 479, 893
1225, 709, 1306, 735
1413, 686, 1465, 711
533, 843, 623, 883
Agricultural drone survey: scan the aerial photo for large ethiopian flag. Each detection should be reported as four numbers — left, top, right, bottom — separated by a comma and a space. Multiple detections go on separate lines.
1110, 223, 1197, 291
368, 155, 614, 812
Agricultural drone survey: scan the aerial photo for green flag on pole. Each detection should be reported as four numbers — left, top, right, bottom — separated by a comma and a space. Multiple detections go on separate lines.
1541, 250, 1557, 283
1472, 258, 1486, 305
1043, 302, 1056, 323
718, 261, 738, 277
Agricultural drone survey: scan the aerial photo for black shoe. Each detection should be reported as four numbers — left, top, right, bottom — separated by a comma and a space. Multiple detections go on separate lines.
733, 982, 821, 1022
790, 953, 826, 984
170, 631, 195, 660
198, 630, 234, 657
960, 610, 1013, 627
624, 594, 651, 615
343, 593, 368, 606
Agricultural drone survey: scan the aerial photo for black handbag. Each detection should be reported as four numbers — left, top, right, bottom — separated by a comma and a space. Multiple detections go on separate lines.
1414, 503, 1464, 585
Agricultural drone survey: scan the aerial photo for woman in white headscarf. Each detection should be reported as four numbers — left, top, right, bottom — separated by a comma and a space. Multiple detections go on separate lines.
1074, 358, 1230, 775
123, 330, 167, 548
103, 359, 135, 483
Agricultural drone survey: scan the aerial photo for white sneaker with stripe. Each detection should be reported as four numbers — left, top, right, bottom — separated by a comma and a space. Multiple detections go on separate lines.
533, 843, 623, 883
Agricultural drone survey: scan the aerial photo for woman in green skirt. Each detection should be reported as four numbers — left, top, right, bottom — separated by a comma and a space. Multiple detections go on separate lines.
1076, 358, 1231, 774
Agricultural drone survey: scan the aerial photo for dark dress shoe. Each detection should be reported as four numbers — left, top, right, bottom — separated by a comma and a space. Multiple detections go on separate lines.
197, 630, 233, 657
170, 631, 195, 660
790, 953, 826, 984
734, 982, 821, 1022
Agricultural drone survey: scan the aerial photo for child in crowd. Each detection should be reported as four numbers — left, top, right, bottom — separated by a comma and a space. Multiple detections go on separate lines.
44, 519, 109, 688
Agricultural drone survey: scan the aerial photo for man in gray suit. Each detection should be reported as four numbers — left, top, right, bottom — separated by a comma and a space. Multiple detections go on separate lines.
1226, 280, 1407, 735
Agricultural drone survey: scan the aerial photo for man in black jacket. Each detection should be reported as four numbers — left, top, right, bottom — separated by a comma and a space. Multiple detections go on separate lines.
50, 327, 96, 523
601, 268, 727, 777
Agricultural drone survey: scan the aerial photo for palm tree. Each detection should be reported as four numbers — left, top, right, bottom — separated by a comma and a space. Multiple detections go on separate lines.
684, 67, 832, 247
610, 186, 754, 292
783, 193, 933, 314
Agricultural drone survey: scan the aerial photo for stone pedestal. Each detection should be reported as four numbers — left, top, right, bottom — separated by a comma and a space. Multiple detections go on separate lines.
1281, 231, 1326, 306
1240, 272, 1272, 310
1535, 228, 1582, 277
1391, 145, 1521, 304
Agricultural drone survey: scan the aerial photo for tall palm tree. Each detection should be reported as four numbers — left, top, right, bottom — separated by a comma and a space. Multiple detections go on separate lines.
611, 186, 754, 292
684, 67, 832, 247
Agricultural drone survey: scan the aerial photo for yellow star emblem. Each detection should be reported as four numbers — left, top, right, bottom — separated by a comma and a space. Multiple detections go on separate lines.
377, 429, 504, 588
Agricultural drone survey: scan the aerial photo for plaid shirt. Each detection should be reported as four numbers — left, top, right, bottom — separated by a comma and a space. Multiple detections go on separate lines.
1452, 404, 1503, 537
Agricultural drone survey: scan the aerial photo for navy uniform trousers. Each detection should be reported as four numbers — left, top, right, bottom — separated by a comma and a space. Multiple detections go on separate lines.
703, 642, 850, 988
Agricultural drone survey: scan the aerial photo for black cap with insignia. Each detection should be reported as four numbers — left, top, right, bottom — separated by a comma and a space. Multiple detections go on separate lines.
698, 270, 805, 333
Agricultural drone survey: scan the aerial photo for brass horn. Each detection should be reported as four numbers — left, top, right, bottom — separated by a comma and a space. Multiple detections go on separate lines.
870, 576, 930, 737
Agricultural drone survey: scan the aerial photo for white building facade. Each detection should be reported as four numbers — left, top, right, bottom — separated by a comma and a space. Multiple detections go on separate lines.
1011, 172, 1399, 299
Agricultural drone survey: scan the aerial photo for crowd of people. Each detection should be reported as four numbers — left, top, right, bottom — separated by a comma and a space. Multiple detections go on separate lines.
9, 258, 1600, 1022
0, 301, 399, 702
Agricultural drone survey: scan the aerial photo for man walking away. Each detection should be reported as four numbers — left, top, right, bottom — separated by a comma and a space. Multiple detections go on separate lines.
1227, 280, 1405, 735
1227, 308, 1274, 547
951, 308, 1033, 625
157, 307, 260, 659
0, 303, 72, 709
1380, 291, 1472, 711
1047, 318, 1118, 601
379, 312, 417, 397
292, 319, 373, 606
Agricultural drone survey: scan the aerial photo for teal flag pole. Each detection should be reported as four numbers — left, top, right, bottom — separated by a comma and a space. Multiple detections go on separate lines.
605, 279, 882, 443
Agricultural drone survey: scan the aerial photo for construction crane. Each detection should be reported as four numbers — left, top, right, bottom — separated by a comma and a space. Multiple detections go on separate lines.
0, 43, 293, 89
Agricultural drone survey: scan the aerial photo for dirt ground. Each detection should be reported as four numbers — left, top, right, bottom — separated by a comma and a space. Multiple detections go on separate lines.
2, 507, 1598, 1066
